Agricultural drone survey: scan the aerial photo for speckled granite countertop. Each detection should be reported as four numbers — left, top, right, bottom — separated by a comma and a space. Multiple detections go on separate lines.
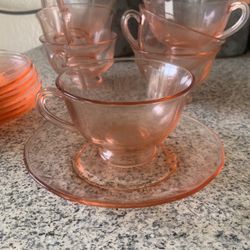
0, 47, 249, 249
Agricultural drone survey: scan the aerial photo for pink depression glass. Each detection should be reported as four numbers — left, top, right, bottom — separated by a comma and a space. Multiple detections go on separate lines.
133, 47, 220, 86
37, 3, 113, 45
36, 58, 194, 190
41, 0, 116, 9
39, 31, 117, 74
143, 0, 250, 39
121, 6, 224, 53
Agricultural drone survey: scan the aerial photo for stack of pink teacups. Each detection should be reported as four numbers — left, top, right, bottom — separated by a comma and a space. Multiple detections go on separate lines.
122, 0, 250, 86
37, 0, 117, 74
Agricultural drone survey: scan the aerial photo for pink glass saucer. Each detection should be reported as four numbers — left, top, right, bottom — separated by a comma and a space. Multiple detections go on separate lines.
24, 115, 224, 208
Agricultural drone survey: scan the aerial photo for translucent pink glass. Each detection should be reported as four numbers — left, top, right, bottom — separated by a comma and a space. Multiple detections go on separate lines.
143, 0, 250, 39
0, 50, 33, 88
37, 3, 114, 45
24, 115, 224, 207
133, 47, 220, 86
121, 6, 224, 53
41, 0, 116, 9
40, 32, 117, 73
36, 58, 194, 190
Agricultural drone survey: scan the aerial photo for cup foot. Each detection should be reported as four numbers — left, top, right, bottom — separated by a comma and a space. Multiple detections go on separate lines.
73, 143, 177, 191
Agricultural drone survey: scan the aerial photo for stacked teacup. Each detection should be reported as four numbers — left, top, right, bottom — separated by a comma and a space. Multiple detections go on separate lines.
37, 0, 117, 74
121, 0, 250, 86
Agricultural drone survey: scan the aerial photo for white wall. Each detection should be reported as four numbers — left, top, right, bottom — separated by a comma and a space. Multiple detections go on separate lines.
0, 0, 42, 52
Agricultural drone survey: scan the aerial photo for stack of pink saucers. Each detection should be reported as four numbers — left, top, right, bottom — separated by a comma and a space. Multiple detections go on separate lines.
0, 50, 41, 125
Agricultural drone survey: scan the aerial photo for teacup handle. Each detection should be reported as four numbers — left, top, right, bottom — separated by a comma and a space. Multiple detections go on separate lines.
36, 88, 76, 132
218, 1, 250, 39
121, 9, 142, 49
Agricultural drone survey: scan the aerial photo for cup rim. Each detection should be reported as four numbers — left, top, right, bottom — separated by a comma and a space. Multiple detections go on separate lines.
140, 5, 225, 43
55, 57, 194, 105
39, 32, 117, 47
145, 0, 229, 6
133, 46, 221, 58
37, 3, 114, 16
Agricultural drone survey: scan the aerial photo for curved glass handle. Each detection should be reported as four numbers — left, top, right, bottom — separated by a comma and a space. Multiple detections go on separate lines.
121, 9, 142, 49
218, 1, 250, 39
36, 87, 76, 132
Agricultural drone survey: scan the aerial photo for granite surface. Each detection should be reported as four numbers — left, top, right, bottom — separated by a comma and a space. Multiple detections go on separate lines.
0, 47, 249, 249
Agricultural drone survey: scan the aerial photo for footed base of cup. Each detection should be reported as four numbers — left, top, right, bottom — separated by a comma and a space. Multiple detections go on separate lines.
73, 143, 177, 191
99, 146, 157, 168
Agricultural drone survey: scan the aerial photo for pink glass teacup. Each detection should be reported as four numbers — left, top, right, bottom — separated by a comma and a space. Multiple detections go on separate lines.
37, 3, 114, 45
133, 46, 220, 87
143, 0, 250, 39
36, 58, 194, 190
40, 31, 117, 74
121, 6, 225, 53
